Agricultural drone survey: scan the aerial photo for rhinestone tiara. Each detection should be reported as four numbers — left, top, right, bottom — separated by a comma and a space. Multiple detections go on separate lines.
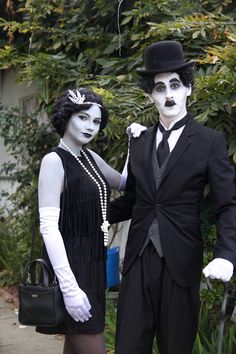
68, 89, 102, 108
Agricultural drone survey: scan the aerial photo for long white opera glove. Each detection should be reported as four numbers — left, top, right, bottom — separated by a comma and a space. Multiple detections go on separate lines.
203, 258, 234, 282
39, 207, 92, 322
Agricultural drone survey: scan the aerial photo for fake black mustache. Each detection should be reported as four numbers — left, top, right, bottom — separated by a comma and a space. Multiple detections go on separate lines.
165, 100, 176, 107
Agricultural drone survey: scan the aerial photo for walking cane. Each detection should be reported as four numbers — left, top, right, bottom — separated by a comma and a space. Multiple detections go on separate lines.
217, 282, 229, 354
206, 279, 229, 354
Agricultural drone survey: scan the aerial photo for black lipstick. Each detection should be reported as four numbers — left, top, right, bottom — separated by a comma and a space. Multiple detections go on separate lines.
83, 133, 92, 138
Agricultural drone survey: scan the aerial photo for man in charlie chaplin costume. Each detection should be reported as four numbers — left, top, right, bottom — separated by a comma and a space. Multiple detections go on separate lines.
110, 41, 236, 354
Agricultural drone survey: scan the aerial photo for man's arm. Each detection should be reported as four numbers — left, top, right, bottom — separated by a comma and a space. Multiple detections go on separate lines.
203, 132, 236, 281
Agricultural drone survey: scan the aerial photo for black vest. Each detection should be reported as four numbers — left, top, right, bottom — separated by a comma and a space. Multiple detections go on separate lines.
139, 137, 170, 257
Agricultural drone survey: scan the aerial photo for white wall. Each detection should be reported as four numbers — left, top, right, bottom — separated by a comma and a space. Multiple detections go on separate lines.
0, 68, 37, 211
0, 68, 37, 106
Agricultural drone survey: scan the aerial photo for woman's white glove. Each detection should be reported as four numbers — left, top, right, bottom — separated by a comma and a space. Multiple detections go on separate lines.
126, 123, 147, 138
39, 207, 92, 322
203, 258, 234, 282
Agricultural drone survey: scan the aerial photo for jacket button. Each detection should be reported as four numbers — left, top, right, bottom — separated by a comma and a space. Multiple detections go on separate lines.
156, 204, 161, 210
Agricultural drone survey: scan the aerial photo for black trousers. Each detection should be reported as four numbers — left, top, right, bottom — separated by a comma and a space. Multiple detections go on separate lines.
115, 243, 200, 354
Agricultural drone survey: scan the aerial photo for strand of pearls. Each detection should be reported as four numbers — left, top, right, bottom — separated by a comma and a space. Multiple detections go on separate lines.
60, 139, 109, 246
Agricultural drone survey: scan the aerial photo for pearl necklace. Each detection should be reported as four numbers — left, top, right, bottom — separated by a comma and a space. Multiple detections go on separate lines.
60, 139, 109, 246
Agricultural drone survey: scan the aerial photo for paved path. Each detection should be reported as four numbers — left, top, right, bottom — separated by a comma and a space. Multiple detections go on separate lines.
0, 295, 63, 354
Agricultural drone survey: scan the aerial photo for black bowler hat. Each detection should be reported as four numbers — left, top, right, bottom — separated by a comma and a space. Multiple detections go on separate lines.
137, 40, 195, 76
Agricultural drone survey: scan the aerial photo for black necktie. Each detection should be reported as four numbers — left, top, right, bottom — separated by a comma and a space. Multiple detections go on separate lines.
157, 115, 189, 167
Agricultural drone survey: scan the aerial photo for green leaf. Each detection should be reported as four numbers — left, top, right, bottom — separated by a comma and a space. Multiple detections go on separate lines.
52, 41, 62, 50
121, 16, 132, 26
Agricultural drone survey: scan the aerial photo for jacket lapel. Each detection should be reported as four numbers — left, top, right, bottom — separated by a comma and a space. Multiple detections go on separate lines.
135, 123, 158, 195
160, 118, 197, 183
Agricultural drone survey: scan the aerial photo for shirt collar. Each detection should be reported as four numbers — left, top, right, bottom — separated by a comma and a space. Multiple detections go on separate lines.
159, 114, 188, 131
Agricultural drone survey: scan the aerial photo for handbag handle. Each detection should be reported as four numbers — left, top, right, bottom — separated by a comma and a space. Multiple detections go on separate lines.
23, 258, 57, 286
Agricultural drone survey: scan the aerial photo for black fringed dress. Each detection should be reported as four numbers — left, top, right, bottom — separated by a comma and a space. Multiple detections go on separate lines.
36, 147, 110, 335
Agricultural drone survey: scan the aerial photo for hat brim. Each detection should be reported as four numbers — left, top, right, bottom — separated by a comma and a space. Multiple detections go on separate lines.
136, 60, 195, 76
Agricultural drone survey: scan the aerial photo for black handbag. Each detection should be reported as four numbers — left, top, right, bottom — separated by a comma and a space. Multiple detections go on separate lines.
18, 196, 65, 327
18, 258, 64, 326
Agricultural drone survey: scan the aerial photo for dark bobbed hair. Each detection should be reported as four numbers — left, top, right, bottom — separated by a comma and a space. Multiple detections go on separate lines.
137, 66, 194, 94
51, 87, 109, 137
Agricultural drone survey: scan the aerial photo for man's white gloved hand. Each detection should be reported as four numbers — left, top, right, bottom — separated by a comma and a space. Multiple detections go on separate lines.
39, 207, 92, 322
126, 123, 147, 138
203, 258, 234, 282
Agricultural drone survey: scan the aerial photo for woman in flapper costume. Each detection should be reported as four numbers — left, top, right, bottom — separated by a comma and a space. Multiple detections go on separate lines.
36, 87, 130, 354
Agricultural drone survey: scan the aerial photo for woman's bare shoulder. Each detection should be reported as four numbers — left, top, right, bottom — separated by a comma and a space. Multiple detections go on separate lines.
41, 151, 63, 168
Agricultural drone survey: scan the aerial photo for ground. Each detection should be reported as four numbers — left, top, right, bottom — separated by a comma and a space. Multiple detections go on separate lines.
0, 288, 63, 354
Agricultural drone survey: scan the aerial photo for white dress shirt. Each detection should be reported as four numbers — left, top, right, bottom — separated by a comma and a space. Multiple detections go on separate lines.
156, 116, 186, 151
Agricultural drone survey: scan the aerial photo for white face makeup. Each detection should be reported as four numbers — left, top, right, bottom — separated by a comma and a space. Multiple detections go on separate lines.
150, 72, 191, 122
64, 105, 102, 146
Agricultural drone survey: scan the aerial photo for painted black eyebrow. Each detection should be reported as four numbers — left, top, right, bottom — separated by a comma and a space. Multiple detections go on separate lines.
155, 81, 165, 86
170, 78, 180, 83
155, 78, 181, 85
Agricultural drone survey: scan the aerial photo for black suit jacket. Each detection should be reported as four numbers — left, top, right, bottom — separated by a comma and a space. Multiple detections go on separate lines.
110, 118, 236, 287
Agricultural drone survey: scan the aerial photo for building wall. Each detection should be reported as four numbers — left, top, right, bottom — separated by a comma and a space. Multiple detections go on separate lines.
0, 68, 37, 211
0, 68, 37, 107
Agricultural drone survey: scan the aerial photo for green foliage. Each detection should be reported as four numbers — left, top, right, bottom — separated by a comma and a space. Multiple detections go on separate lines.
0, 207, 39, 286
105, 296, 117, 353
1, 0, 235, 161
193, 299, 236, 354
0, 105, 57, 284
